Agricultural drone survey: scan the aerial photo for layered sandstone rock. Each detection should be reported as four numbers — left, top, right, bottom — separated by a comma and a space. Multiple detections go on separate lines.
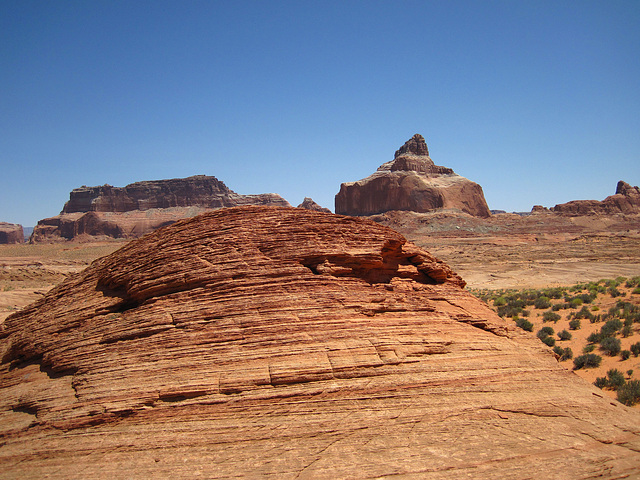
296, 197, 331, 213
30, 175, 290, 242
336, 134, 491, 218
552, 181, 640, 215
0, 223, 24, 244
1, 206, 639, 479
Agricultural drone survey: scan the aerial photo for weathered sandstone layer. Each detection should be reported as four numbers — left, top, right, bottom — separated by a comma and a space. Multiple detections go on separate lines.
551, 181, 640, 215
336, 134, 491, 218
0, 223, 24, 244
1, 206, 640, 479
30, 175, 290, 242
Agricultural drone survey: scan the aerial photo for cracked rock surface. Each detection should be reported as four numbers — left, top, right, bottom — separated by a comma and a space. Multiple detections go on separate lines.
1, 206, 639, 479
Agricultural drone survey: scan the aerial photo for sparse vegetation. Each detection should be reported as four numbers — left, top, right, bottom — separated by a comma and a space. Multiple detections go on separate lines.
574, 353, 602, 370
475, 277, 640, 405
557, 329, 572, 341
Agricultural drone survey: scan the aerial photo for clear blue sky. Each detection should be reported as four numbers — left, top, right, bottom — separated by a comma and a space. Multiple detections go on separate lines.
1, 0, 639, 226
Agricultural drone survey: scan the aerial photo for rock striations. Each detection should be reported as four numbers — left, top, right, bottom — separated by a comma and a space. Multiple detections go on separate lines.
30, 175, 290, 242
551, 180, 640, 215
1, 206, 639, 478
336, 134, 491, 218
0, 223, 24, 244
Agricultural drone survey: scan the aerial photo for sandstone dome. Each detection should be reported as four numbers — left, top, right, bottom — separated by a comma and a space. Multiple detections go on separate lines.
1, 206, 639, 478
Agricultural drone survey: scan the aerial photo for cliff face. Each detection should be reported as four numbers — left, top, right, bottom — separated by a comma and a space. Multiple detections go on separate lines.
0, 223, 24, 244
335, 134, 491, 218
552, 181, 640, 215
31, 175, 290, 242
2, 206, 640, 478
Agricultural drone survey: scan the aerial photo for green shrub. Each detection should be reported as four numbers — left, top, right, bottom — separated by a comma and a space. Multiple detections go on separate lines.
560, 347, 573, 361
601, 318, 623, 337
494, 296, 507, 306
600, 337, 622, 356
594, 376, 608, 389
537, 326, 555, 338
557, 330, 572, 341
633, 287, 640, 295
617, 380, 640, 406
628, 369, 634, 377
608, 286, 622, 298
569, 298, 583, 309
630, 342, 640, 357
515, 317, 533, 332
587, 332, 602, 344
607, 369, 626, 389
583, 344, 596, 353
541, 336, 556, 347
542, 311, 561, 323
534, 297, 551, 309
621, 350, 631, 361
574, 353, 602, 369
574, 306, 595, 320
568, 318, 581, 330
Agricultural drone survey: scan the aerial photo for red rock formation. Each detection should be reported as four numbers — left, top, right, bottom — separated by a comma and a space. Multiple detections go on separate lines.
0, 223, 24, 244
2, 206, 639, 478
335, 134, 491, 218
296, 197, 331, 213
552, 181, 640, 215
31, 175, 290, 242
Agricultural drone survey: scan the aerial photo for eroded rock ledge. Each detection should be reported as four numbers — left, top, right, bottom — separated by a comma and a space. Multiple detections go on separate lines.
1, 206, 639, 479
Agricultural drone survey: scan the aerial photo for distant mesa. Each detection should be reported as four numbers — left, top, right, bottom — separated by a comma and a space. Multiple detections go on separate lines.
335, 134, 491, 218
296, 197, 331, 213
549, 181, 640, 216
30, 175, 290, 242
0, 222, 24, 244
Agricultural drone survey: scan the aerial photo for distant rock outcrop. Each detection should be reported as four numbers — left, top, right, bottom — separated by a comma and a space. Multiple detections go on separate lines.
0, 222, 24, 244
335, 134, 491, 218
296, 197, 331, 213
2, 206, 639, 478
552, 181, 640, 215
30, 175, 290, 242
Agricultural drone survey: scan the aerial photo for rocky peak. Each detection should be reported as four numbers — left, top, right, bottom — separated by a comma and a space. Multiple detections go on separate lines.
296, 197, 331, 213
616, 180, 640, 197
394, 133, 429, 158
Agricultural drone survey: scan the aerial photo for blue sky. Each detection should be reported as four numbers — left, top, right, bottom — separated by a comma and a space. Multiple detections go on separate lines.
1, 0, 639, 226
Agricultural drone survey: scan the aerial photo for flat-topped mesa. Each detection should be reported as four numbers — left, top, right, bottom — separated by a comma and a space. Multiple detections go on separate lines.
31, 175, 290, 242
336, 134, 490, 217
62, 175, 288, 213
